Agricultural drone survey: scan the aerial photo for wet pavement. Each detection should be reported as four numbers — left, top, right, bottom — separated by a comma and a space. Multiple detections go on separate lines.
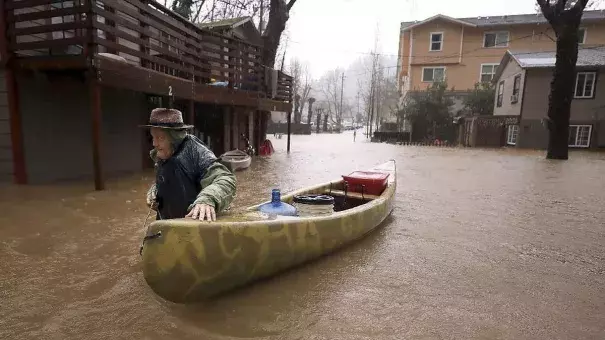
1, 131, 604, 340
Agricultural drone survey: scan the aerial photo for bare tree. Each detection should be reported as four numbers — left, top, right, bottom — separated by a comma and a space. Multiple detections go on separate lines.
289, 58, 312, 123
166, 0, 297, 68
319, 68, 346, 130
536, 0, 592, 159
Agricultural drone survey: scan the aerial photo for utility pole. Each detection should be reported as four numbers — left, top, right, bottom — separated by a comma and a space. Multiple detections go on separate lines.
259, 0, 264, 34
339, 72, 345, 130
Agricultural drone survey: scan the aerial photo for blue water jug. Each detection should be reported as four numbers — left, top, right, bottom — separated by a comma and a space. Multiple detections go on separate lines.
259, 189, 297, 216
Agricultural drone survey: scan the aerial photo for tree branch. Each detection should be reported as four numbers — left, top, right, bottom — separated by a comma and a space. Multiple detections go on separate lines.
537, 0, 556, 24
286, 0, 297, 11
573, 0, 590, 11
192, 0, 207, 23
555, 0, 569, 13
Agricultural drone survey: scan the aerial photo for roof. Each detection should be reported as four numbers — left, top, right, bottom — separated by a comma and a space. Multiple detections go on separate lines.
401, 9, 605, 31
400, 14, 477, 31
492, 46, 605, 81
198, 16, 251, 30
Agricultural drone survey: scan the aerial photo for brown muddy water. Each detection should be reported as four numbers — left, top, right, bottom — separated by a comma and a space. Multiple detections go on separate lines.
1, 131, 605, 340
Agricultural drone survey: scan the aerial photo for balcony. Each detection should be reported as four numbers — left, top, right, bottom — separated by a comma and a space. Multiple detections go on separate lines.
0, 0, 293, 109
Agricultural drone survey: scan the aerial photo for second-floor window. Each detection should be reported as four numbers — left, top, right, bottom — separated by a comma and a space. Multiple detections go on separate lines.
484, 31, 509, 48
422, 67, 446, 82
480, 64, 499, 82
574, 71, 596, 98
496, 80, 504, 107
511, 74, 521, 103
430, 32, 443, 51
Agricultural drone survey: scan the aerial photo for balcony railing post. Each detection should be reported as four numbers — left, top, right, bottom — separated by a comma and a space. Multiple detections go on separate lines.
84, 0, 97, 63
1, 0, 28, 184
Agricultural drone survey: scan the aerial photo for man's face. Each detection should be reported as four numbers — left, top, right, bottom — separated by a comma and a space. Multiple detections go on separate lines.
150, 128, 173, 160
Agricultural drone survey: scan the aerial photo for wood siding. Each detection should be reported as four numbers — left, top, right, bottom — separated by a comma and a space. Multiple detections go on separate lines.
0, 70, 12, 182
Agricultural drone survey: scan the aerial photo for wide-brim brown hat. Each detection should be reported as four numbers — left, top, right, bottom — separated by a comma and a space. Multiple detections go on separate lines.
139, 108, 193, 130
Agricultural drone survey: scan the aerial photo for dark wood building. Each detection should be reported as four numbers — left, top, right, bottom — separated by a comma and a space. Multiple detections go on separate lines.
0, 0, 292, 189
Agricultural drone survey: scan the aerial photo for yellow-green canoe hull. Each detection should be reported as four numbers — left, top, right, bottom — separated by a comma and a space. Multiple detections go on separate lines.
140, 160, 396, 303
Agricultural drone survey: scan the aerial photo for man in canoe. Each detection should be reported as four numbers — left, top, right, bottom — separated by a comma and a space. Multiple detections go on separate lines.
141, 108, 236, 221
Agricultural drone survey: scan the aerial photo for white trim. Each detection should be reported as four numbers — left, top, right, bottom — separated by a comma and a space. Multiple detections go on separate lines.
429, 32, 444, 51
483, 31, 510, 48
507, 125, 519, 145
574, 71, 597, 98
568, 125, 592, 148
479, 63, 499, 82
578, 27, 587, 44
511, 73, 522, 103
421, 66, 446, 82
496, 80, 505, 107
401, 14, 477, 31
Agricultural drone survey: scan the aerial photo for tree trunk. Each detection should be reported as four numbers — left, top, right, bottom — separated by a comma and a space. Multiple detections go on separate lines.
546, 30, 579, 159
261, 0, 290, 68
307, 99, 315, 124
537, 0, 588, 159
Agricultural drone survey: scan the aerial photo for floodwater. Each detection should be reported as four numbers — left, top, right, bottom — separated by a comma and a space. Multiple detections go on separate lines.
1, 132, 605, 340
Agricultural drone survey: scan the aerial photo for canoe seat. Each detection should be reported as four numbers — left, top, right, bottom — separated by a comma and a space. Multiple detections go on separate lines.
323, 189, 380, 201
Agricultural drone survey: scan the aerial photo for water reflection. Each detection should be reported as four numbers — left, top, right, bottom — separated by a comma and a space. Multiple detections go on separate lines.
1, 131, 605, 340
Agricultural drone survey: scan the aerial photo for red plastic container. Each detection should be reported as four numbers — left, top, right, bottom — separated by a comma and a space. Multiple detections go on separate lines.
342, 171, 390, 196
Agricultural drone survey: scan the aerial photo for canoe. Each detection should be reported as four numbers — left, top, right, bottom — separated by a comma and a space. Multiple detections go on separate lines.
219, 149, 251, 171
140, 160, 396, 303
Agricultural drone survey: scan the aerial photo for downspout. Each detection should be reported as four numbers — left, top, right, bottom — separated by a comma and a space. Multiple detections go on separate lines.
459, 26, 464, 63
517, 69, 528, 148
408, 28, 413, 94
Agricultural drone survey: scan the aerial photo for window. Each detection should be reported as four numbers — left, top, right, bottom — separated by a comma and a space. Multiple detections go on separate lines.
422, 67, 446, 82
484, 31, 509, 48
430, 32, 443, 51
480, 64, 499, 82
574, 71, 597, 98
507, 125, 519, 145
496, 80, 504, 107
578, 28, 586, 44
568, 125, 592, 147
511, 74, 521, 103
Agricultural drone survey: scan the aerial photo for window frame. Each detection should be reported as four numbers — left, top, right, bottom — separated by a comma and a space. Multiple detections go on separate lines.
479, 63, 499, 83
511, 74, 522, 104
574, 71, 597, 99
421, 66, 447, 82
496, 80, 505, 107
507, 124, 519, 145
568, 125, 592, 148
429, 32, 444, 52
483, 31, 510, 48
578, 28, 587, 44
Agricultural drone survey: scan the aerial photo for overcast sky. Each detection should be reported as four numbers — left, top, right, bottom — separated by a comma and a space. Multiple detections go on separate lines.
284, 0, 602, 79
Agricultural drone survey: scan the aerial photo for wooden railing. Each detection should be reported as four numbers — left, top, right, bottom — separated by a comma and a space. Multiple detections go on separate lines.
2, 0, 292, 101
276, 70, 293, 102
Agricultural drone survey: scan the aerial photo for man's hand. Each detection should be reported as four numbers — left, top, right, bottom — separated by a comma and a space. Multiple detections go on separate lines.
186, 203, 216, 221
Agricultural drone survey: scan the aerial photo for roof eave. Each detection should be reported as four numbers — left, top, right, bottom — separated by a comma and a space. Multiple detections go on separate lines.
401, 14, 477, 31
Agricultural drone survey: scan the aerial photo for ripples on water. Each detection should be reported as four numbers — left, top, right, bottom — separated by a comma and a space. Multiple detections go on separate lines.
1, 132, 604, 340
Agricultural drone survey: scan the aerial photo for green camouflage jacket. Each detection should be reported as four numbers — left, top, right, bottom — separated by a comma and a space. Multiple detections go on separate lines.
146, 150, 236, 215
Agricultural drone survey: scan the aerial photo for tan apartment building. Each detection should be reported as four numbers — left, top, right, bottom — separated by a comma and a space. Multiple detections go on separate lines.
397, 10, 605, 103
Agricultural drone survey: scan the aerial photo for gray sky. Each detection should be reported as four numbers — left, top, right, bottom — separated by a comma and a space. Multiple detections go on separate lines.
284, 0, 565, 79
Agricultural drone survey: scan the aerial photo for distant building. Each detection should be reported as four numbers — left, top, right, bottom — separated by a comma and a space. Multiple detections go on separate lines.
397, 11, 605, 100
492, 48, 605, 149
